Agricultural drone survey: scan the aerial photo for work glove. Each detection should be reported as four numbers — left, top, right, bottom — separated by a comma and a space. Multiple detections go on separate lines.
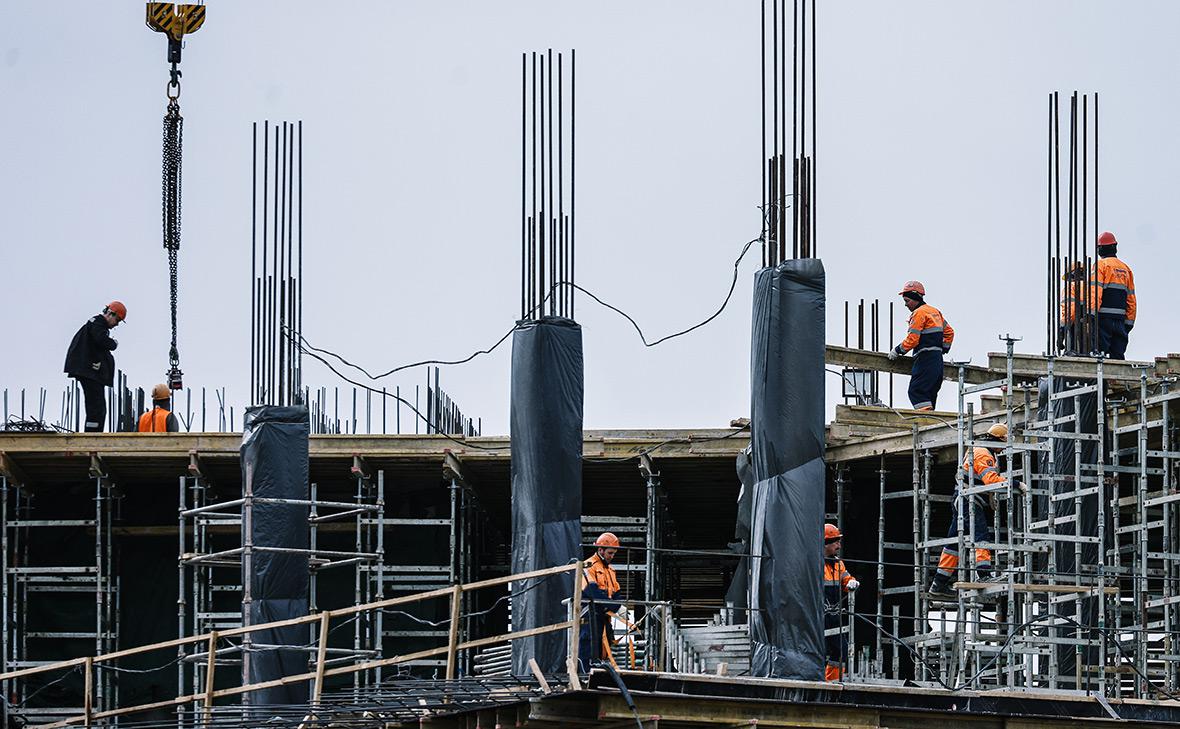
942, 344, 951, 354
615, 605, 628, 621
847, 579, 860, 591
887, 349, 899, 362
1126, 322, 1134, 334
1016, 481, 1029, 495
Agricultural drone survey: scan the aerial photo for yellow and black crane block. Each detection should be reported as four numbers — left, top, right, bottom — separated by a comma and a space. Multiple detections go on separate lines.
146, 3, 206, 41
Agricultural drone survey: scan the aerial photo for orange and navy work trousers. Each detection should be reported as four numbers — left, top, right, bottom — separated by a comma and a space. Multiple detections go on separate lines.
936, 494, 994, 579
908, 350, 944, 411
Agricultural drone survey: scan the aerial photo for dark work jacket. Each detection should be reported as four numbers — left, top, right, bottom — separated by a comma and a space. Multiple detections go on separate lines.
63, 316, 117, 386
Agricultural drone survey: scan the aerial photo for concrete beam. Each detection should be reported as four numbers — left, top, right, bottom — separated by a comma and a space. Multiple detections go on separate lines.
442, 451, 466, 484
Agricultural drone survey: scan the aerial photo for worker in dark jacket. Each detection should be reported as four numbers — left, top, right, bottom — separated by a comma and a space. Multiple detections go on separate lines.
822, 524, 858, 681
888, 281, 954, 411
138, 383, 180, 433
578, 532, 621, 671
63, 301, 126, 432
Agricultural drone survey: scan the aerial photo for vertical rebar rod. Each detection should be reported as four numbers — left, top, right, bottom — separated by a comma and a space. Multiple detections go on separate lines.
251, 123, 257, 403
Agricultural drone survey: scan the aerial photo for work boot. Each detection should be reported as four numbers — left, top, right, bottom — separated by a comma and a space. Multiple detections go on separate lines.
977, 566, 1006, 584
926, 576, 956, 602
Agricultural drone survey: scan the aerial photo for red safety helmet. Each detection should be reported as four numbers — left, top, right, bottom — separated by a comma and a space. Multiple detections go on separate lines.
105, 300, 127, 321
824, 523, 842, 541
1098, 231, 1118, 247
898, 280, 926, 297
594, 532, 620, 548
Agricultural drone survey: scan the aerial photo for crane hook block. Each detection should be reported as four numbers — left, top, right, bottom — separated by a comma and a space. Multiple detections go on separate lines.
146, 3, 206, 64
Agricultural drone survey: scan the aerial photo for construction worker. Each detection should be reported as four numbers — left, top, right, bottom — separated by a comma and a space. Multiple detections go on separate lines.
927, 423, 1025, 600
63, 301, 125, 432
1058, 262, 1095, 354
822, 524, 858, 681
887, 281, 954, 411
137, 384, 180, 433
578, 532, 621, 672
1092, 231, 1136, 360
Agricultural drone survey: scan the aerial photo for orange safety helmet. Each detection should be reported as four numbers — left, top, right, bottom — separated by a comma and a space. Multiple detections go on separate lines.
151, 383, 171, 401
594, 532, 620, 548
898, 280, 926, 297
105, 301, 127, 321
1098, 231, 1118, 247
824, 523, 842, 542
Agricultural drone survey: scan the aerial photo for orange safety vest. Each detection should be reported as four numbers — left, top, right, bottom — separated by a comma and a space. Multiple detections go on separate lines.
137, 407, 172, 433
822, 558, 853, 608
584, 554, 620, 598
1094, 256, 1136, 325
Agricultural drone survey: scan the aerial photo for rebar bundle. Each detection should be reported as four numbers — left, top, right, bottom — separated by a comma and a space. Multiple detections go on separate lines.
762, 0, 817, 266
520, 50, 575, 321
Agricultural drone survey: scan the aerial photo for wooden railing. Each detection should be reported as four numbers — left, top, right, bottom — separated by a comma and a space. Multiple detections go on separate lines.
0, 562, 583, 728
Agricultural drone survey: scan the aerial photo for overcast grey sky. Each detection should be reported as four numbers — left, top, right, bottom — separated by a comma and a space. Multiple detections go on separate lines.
3, 2, 1178, 433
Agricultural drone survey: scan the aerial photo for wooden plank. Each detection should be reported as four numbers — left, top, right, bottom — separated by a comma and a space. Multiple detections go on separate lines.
0, 451, 30, 486
987, 351, 1156, 384
826, 344, 994, 385
955, 582, 1117, 595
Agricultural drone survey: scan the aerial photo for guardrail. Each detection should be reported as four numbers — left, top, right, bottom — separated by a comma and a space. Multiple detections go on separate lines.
0, 562, 583, 728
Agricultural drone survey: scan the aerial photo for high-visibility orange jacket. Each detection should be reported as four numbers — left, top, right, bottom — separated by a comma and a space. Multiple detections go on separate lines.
823, 558, 854, 608
895, 304, 954, 356
1094, 256, 1136, 326
961, 446, 1004, 488
584, 554, 620, 600
1060, 279, 1099, 325
137, 406, 179, 433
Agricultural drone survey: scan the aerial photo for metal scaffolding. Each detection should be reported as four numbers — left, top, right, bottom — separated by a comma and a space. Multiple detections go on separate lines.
1, 463, 118, 724
841, 344, 1180, 699
175, 461, 385, 722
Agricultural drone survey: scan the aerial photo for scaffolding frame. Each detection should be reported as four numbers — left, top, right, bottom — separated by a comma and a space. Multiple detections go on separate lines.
175, 462, 384, 722
1, 465, 118, 725
848, 343, 1180, 698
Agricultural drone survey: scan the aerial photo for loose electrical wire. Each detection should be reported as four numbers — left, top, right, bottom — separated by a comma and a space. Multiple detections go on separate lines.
292, 233, 762, 387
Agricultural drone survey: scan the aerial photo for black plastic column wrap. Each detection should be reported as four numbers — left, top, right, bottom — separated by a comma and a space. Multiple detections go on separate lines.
509, 317, 584, 676
240, 405, 310, 704
746, 259, 826, 679
1036, 378, 1101, 687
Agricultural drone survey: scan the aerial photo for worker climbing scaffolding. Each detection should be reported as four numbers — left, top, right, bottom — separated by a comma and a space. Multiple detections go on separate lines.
146, 3, 205, 391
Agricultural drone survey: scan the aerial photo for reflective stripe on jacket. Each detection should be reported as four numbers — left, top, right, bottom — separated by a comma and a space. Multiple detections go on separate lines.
895, 304, 954, 356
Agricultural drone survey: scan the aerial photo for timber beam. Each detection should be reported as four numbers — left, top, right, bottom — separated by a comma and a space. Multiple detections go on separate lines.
987, 351, 1159, 384
826, 344, 994, 385
0, 451, 30, 486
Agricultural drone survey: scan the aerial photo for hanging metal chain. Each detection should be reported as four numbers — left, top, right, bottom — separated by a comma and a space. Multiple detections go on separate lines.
162, 90, 184, 388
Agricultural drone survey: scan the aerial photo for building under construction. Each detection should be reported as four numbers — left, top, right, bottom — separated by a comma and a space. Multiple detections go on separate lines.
3, 2, 1180, 728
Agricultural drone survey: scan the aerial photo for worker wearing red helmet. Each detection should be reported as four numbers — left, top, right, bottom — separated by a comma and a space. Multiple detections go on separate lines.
63, 301, 126, 432
822, 524, 858, 681
887, 282, 954, 411
137, 383, 180, 433
1092, 231, 1136, 360
578, 532, 621, 671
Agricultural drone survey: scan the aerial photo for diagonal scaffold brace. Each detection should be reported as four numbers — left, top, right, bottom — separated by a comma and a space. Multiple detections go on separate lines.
146, 3, 205, 390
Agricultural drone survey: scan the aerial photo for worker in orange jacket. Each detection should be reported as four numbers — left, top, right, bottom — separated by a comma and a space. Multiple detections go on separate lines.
578, 532, 621, 671
887, 281, 954, 411
822, 524, 858, 681
137, 383, 180, 433
1092, 231, 1136, 360
927, 423, 1025, 600
1059, 262, 1097, 354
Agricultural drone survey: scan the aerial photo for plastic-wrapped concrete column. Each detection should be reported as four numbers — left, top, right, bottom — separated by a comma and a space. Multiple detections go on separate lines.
509, 317, 584, 676
240, 405, 310, 704
746, 259, 826, 679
